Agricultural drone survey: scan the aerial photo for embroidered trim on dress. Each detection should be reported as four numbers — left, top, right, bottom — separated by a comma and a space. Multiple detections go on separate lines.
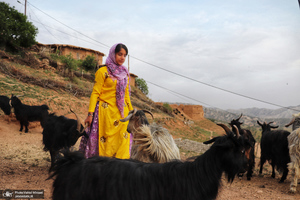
104, 72, 109, 79
114, 120, 119, 126
102, 102, 108, 108
100, 136, 106, 143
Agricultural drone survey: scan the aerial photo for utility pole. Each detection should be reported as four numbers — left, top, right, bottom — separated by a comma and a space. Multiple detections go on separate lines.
17, 0, 27, 16
24, 0, 27, 16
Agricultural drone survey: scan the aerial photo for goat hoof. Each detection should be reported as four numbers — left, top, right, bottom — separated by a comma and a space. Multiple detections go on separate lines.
289, 188, 296, 193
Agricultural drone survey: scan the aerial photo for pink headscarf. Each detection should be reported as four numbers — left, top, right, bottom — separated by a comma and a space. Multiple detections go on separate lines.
105, 43, 130, 117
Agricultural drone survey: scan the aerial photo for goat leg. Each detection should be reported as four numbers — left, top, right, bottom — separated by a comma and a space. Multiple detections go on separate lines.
50, 150, 58, 171
279, 168, 288, 183
259, 157, 265, 176
24, 121, 29, 133
289, 165, 299, 193
271, 164, 276, 178
19, 122, 23, 132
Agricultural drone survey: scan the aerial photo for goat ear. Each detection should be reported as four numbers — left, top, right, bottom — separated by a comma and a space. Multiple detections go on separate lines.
270, 125, 279, 129
203, 137, 220, 144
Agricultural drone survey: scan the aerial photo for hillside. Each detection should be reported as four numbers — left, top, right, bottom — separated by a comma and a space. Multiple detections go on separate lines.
2, 48, 300, 200
0, 48, 225, 156
204, 106, 297, 129
227, 106, 300, 119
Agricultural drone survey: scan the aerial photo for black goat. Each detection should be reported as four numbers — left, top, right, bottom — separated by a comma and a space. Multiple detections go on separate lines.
42, 109, 88, 169
229, 114, 256, 180
10, 94, 49, 133
49, 123, 247, 200
257, 121, 290, 183
0, 95, 11, 115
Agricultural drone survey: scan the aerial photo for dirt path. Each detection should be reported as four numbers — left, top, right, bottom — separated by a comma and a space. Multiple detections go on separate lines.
0, 116, 299, 200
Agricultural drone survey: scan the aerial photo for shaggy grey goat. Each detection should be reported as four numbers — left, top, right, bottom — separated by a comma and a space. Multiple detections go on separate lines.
120, 109, 180, 163
287, 127, 300, 193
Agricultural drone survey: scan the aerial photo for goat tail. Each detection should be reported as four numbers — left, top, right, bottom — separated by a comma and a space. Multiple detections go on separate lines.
133, 124, 181, 162
48, 150, 85, 180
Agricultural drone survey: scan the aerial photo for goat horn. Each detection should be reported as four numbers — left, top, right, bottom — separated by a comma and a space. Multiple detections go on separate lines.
70, 108, 82, 132
233, 125, 240, 138
268, 121, 274, 125
217, 123, 231, 134
285, 117, 295, 127
16, 94, 24, 98
81, 123, 89, 134
257, 120, 263, 126
236, 113, 243, 121
120, 108, 137, 122
142, 109, 154, 120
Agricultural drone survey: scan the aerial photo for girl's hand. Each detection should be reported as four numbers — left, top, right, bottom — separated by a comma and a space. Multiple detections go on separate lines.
84, 114, 93, 127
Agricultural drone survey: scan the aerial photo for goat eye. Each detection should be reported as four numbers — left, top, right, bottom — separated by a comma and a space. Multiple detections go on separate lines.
241, 149, 245, 154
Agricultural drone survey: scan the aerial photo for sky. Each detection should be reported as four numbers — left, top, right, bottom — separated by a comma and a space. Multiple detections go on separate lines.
3, 0, 300, 111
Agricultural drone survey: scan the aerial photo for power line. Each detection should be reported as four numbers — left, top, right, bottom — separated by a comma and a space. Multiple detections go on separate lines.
146, 80, 247, 117
28, 5, 62, 43
27, 2, 300, 112
27, 2, 110, 49
146, 80, 214, 107
29, 19, 101, 47
131, 56, 300, 112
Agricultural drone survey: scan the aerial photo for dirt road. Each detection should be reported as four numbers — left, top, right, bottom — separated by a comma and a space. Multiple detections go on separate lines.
0, 116, 299, 200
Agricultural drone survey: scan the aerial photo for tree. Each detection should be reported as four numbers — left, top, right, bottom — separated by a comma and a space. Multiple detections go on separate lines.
0, 2, 38, 51
135, 78, 149, 95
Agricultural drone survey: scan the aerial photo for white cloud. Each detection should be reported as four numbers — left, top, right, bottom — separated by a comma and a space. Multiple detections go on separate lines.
2, 0, 300, 110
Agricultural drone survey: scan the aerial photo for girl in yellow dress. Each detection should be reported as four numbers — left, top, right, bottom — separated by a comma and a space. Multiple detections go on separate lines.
79, 43, 133, 159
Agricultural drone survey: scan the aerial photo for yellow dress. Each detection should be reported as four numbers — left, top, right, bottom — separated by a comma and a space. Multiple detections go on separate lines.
88, 66, 133, 159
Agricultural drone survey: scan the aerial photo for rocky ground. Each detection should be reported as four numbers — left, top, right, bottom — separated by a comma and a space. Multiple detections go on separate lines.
0, 116, 300, 200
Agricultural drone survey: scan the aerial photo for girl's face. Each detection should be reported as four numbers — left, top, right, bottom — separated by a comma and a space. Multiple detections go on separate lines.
115, 48, 127, 66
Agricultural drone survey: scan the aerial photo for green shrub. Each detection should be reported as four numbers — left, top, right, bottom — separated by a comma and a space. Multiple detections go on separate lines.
60, 54, 79, 71
163, 103, 172, 114
82, 55, 97, 71
135, 78, 149, 95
